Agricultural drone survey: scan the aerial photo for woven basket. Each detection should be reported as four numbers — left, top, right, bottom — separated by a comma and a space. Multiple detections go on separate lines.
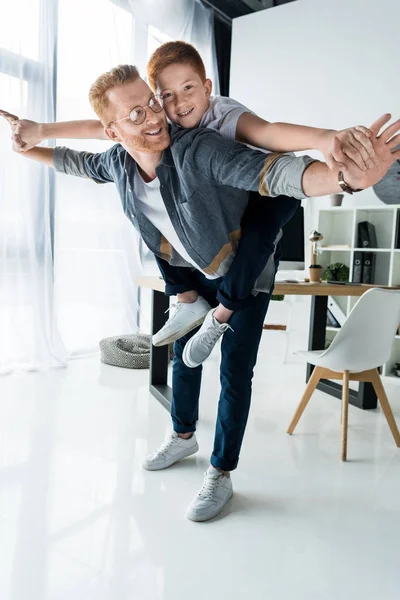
99, 333, 173, 369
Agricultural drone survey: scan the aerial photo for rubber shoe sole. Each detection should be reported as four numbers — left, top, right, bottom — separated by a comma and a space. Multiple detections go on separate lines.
152, 315, 207, 347
182, 335, 203, 368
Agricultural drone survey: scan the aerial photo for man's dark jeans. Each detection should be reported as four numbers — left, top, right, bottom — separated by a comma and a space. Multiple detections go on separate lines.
156, 193, 299, 310
169, 265, 277, 472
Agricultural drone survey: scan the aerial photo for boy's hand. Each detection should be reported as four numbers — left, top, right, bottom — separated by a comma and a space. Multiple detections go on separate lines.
331, 114, 400, 191
319, 125, 375, 172
0, 109, 44, 151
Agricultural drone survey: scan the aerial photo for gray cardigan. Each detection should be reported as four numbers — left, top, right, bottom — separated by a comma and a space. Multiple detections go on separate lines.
53, 124, 314, 292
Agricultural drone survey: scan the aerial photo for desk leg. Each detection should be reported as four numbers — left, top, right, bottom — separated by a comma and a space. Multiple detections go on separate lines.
149, 289, 172, 411
307, 296, 377, 410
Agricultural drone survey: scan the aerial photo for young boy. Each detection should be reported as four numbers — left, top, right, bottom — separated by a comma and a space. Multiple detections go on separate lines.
5, 42, 374, 369
144, 41, 374, 368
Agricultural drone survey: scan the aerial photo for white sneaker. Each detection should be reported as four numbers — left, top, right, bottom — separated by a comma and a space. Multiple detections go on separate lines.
186, 466, 233, 522
142, 431, 199, 471
152, 296, 212, 347
182, 308, 233, 368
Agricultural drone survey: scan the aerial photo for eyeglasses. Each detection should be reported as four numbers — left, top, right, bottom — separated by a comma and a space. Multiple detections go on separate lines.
108, 95, 164, 127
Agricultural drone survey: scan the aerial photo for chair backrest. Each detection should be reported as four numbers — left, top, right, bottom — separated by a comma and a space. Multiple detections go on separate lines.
321, 288, 400, 372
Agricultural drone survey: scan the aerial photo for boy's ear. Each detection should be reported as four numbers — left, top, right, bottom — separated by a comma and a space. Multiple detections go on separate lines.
204, 78, 212, 98
104, 126, 120, 142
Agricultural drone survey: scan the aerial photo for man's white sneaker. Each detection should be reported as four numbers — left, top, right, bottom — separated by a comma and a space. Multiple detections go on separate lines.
152, 296, 212, 347
142, 431, 199, 471
182, 308, 233, 368
186, 466, 233, 522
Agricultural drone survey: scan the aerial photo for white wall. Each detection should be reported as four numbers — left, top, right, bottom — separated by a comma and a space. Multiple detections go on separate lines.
230, 0, 399, 359
231, 0, 400, 211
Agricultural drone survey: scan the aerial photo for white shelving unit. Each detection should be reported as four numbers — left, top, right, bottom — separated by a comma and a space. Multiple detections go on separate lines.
317, 204, 400, 382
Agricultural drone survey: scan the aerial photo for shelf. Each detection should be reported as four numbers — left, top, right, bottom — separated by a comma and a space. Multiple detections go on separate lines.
383, 374, 400, 384
319, 206, 400, 212
320, 248, 393, 252
326, 326, 341, 332
352, 248, 391, 252
320, 247, 351, 252
318, 206, 400, 381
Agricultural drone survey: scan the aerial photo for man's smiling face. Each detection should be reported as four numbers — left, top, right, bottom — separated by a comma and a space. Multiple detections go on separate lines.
105, 78, 170, 154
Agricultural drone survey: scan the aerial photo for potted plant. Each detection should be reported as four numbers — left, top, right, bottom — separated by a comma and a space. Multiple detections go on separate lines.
323, 262, 350, 282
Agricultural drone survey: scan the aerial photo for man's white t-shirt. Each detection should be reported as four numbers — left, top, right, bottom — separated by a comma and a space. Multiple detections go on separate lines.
134, 96, 251, 274
133, 166, 217, 278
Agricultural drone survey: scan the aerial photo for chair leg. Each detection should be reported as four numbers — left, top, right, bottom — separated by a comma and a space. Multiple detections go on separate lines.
370, 369, 400, 448
341, 371, 350, 462
287, 366, 322, 434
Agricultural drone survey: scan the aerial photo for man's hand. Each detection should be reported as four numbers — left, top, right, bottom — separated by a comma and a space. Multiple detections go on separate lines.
331, 114, 400, 191
318, 125, 375, 172
0, 109, 44, 151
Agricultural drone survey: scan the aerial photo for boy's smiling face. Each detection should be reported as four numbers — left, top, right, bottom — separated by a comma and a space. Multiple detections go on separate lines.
156, 63, 212, 129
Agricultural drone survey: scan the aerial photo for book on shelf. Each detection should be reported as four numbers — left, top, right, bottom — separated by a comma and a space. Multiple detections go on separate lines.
358, 221, 378, 248
396, 211, 400, 250
352, 251, 363, 283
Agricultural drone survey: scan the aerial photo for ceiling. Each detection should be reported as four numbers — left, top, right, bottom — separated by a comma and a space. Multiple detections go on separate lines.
203, 0, 296, 20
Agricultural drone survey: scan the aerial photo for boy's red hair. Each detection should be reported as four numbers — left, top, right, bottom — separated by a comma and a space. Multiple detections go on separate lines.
147, 41, 206, 91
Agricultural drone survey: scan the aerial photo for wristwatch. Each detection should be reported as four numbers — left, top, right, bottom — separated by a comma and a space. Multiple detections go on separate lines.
338, 170, 363, 195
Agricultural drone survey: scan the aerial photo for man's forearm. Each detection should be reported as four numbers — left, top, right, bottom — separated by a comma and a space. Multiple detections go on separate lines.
41, 120, 107, 141
301, 161, 342, 196
19, 147, 54, 167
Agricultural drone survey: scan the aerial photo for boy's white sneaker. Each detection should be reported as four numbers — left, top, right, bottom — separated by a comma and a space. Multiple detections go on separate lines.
182, 308, 233, 368
142, 431, 199, 471
186, 466, 233, 522
152, 296, 212, 347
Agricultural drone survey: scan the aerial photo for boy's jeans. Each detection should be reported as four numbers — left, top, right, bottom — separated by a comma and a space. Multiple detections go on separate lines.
156, 193, 299, 310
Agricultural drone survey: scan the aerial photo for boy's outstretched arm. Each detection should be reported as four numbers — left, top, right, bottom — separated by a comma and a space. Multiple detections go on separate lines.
191, 114, 400, 200
235, 111, 376, 172
0, 109, 107, 152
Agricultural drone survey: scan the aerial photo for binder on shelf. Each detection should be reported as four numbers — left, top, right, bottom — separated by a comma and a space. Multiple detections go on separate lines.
362, 252, 376, 284
327, 310, 341, 328
327, 297, 346, 327
396, 210, 400, 250
358, 221, 378, 248
352, 251, 363, 283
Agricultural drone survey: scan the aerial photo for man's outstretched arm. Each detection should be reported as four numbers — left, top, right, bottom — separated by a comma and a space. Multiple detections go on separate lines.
16, 147, 55, 167
301, 115, 400, 196
188, 113, 400, 199
1, 108, 118, 182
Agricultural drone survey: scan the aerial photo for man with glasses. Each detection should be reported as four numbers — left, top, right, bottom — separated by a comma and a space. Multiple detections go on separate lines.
2, 65, 399, 522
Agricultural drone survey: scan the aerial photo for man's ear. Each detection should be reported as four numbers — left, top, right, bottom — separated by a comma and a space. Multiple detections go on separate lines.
104, 126, 120, 142
204, 78, 212, 99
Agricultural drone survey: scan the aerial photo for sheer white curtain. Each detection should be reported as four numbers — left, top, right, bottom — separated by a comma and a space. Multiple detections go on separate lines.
54, 0, 142, 357
0, 0, 67, 374
0, 0, 141, 373
124, 0, 220, 92
0, 0, 219, 374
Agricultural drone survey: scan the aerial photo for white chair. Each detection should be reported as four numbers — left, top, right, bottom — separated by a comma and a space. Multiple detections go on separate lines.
287, 288, 400, 461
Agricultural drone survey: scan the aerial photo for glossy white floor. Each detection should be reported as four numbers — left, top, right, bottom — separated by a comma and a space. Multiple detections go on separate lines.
1, 336, 400, 600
